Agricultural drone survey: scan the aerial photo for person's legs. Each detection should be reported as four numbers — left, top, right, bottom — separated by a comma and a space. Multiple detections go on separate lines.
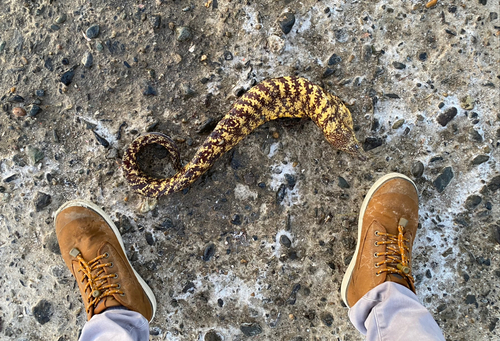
341, 173, 445, 340
79, 308, 149, 341
54, 200, 156, 341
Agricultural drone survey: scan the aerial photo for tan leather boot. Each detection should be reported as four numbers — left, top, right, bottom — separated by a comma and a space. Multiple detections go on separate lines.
54, 200, 156, 321
341, 173, 419, 308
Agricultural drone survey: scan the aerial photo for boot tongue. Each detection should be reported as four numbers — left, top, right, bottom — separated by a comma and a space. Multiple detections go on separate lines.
386, 273, 414, 293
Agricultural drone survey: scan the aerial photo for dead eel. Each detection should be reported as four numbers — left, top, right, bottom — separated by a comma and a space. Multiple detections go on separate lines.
122, 76, 365, 198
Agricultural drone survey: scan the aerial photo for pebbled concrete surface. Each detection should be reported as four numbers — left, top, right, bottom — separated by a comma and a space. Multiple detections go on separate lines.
0, 0, 499, 340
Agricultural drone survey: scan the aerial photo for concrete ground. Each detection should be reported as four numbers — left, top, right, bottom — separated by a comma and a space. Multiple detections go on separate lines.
0, 0, 499, 340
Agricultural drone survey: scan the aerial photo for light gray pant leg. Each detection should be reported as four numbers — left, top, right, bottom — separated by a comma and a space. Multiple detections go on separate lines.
79, 308, 149, 341
348, 282, 445, 341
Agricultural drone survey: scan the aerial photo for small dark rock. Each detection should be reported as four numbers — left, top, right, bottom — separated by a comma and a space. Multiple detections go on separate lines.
123, 61, 131, 68
3, 174, 18, 183
182, 281, 195, 293
204, 330, 222, 341
469, 128, 483, 142
35, 89, 45, 97
430, 156, 443, 162
9, 94, 25, 103
223, 51, 233, 60
145, 231, 155, 246
433, 167, 454, 193
362, 44, 372, 61
489, 318, 499, 332
490, 12, 498, 21
465, 295, 476, 304
418, 52, 428, 61
60, 69, 75, 86
322, 68, 335, 78
61, 57, 70, 65
240, 323, 262, 336
320, 312, 334, 327
50, 24, 60, 31
230, 150, 243, 169
493, 224, 500, 245
280, 235, 292, 248
284, 174, 296, 189
203, 244, 216, 261
92, 131, 109, 147
472, 155, 489, 165
45, 58, 54, 71
34, 192, 51, 212
143, 85, 157, 96
385, 93, 400, 99
278, 12, 296, 34
231, 214, 242, 225
45, 231, 61, 255
392, 62, 406, 69
328, 54, 342, 65
363, 137, 383, 151
425, 269, 432, 278
436, 107, 458, 126
479, 0, 487, 5
465, 195, 482, 210
217, 298, 224, 307
86, 25, 100, 39
487, 175, 500, 192
337, 176, 350, 189
411, 161, 425, 178
176, 26, 192, 42
150, 15, 161, 29
28, 105, 41, 117
258, 182, 266, 189
33, 300, 53, 325
276, 184, 286, 205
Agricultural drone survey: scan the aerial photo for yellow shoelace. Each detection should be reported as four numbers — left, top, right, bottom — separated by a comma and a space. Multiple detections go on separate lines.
374, 218, 416, 292
70, 248, 124, 314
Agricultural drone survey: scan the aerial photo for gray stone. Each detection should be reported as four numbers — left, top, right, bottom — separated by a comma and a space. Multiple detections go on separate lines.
280, 235, 292, 248
240, 323, 262, 336
28, 105, 41, 117
34, 192, 51, 212
278, 12, 296, 34
471, 155, 489, 165
433, 167, 454, 193
81, 51, 93, 68
54, 13, 67, 24
176, 26, 192, 42
411, 161, 425, 178
86, 25, 100, 39
436, 107, 457, 126
487, 175, 500, 192
338, 176, 350, 189
392, 119, 405, 129
204, 330, 222, 341
32, 300, 53, 324
27, 146, 44, 164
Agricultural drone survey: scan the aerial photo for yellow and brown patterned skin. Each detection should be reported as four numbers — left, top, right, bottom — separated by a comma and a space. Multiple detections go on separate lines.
122, 76, 365, 198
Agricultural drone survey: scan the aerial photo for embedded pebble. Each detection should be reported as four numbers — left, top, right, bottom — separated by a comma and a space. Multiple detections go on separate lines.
487, 175, 500, 192
471, 155, 489, 165
392, 119, 405, 129
363, 137, 383, 151
493, 224, 500, 245
92, 131, 109, 147
392, 62, 406, 69
204, 330, 222, 341
35, 89, 45, 97
33, 300, 53, 325
411, 161, 425, 178
27, 146, 44, 164
34, 192, 51, 212
81, 51, 93, 68
460, 95, 475, 110
176, 26, 192, 42
278, 12, 296, 34
60, 69, 75, 86
280, 235, 292, 248
28, 105, 41, 117
143, 85, 157, 96
321, 312, 334, 326
54, 13, 67, 24
145, 231, 155, 246
328, 54, 342, 65
150, 15, 161, 29
12, 107, 26, 117
86, 25, 100, 39
465, 195, 482, 210
433, 167, 454, 193
436, 107, 458, 127
337, 176, 350, 189
203, 244, 216, 261
240, 323, 262, 336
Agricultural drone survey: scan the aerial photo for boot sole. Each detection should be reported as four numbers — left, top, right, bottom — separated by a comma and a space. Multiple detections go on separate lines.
340, 173, 417, 308
54, 199, 157, 322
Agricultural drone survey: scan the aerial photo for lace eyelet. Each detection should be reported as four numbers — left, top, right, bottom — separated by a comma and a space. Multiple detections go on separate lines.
114, 273, 118, 279
375, 272, 381, 276
120, 293, 126, 296
109, 262, 114, 268
374, 241, 378, 246
374, 231, 379, 236
116, 284, 121, 289
374, 263, 380, 268
104, 252, 110, 258
374, 253, 378, 258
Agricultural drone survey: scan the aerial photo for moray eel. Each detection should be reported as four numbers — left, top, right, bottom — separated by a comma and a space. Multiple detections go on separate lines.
122, 76, 365, 198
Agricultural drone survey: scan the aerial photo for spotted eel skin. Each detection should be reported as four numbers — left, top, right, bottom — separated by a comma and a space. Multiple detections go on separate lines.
122, 76, 365, 198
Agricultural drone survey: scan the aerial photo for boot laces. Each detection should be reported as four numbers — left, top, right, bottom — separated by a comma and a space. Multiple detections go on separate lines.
71, 248, 124, 314
374, 218, 416, 292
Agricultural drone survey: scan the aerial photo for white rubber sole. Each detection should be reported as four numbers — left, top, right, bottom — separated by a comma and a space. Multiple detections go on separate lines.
54, 199, 157, 322
340, 173, 417, 308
